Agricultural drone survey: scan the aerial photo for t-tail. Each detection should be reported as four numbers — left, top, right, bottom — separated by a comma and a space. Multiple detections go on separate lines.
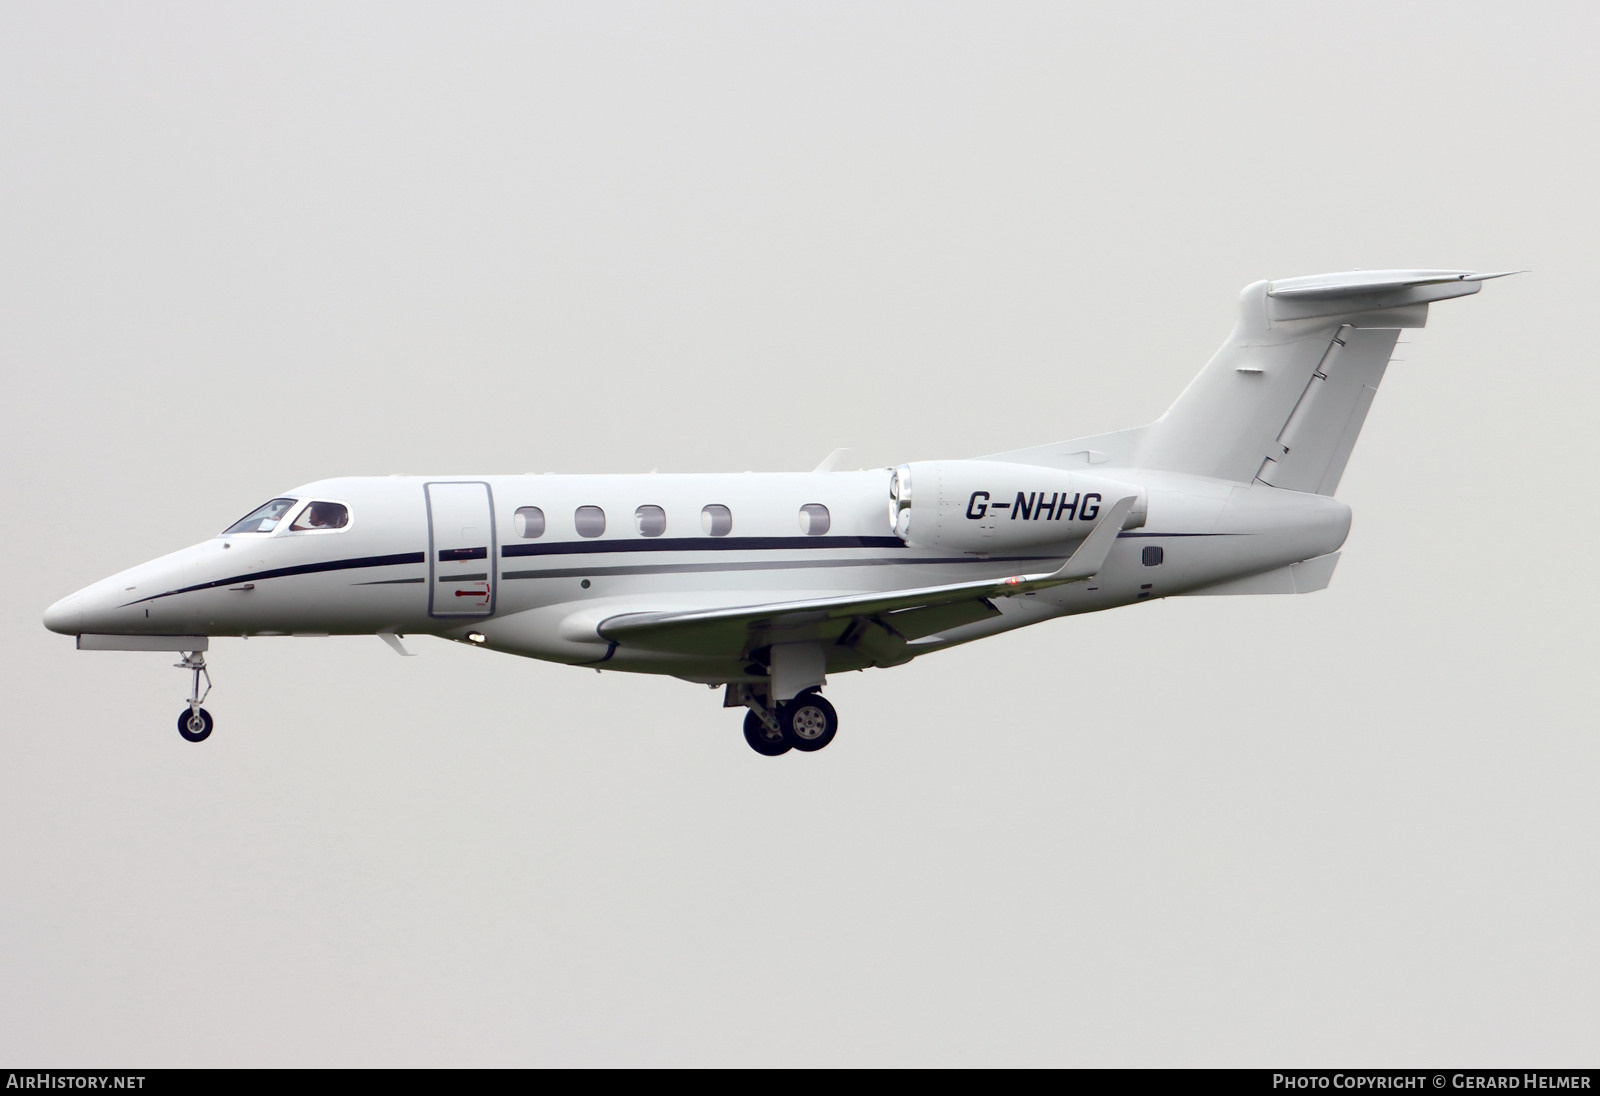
994, 269, 1515, 493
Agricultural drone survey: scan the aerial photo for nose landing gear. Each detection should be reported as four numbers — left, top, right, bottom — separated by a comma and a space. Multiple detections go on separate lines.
175, 651, 213, 743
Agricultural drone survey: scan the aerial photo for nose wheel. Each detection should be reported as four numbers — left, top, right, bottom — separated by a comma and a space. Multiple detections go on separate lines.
175, 651, 214, 743
178, 707, 214, 742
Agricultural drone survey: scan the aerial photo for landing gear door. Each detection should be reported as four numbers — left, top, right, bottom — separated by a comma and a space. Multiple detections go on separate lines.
426, 481, 496, 619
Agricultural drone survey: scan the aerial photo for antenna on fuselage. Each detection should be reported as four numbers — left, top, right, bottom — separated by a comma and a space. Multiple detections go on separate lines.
813, 448, 853, 472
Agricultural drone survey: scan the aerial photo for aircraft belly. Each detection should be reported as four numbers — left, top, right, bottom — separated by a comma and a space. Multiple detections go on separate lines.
468, 550, 1064, 675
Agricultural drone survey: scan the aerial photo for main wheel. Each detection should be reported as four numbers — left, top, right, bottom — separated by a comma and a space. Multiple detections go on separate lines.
780, 693, 838, 752
177, 707, 213, 743
743, 710, 790, 756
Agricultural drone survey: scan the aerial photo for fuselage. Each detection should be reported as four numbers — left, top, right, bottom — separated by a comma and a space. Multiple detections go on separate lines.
43, 467, 1350, 683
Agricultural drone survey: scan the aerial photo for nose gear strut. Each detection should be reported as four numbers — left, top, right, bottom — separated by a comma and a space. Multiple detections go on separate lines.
175, 651, 213, 742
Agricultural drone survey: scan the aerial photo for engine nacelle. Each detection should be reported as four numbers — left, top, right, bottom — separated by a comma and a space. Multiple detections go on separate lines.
888, 460, 1147, 553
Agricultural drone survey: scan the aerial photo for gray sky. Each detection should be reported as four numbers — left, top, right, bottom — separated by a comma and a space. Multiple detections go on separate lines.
3, 0, 1596, 1067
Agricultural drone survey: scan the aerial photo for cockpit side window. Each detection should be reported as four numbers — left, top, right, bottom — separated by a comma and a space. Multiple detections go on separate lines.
222, 498, 298, 535
289, 501, 351, 532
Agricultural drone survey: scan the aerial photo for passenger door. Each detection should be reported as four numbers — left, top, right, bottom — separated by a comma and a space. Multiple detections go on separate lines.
425, 481, 497, 619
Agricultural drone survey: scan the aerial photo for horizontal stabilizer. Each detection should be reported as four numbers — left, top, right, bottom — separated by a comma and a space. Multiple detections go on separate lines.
1267, 269, 1516, 299
1265, 269, 1513, 322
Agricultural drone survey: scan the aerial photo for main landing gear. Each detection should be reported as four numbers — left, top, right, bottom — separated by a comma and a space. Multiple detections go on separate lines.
741, 690, 839, 757
175, 651, 213, 743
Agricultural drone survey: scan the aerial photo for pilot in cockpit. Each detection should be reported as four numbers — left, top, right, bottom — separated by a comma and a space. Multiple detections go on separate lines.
291, 502, 348, 531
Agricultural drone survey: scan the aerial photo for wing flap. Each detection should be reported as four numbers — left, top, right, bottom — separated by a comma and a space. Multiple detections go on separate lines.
883, 598, 1002, 643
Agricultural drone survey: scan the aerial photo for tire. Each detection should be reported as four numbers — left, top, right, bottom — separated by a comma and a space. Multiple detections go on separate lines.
177, 708, 213, 743
743, 710, 790, 756
780, 694, 837, 752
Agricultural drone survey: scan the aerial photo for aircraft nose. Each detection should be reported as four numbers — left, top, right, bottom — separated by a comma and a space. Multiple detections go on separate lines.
43, 592, 83, 635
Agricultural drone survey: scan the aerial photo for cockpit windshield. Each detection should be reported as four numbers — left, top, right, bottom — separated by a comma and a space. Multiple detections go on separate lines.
222, 498, 298, 535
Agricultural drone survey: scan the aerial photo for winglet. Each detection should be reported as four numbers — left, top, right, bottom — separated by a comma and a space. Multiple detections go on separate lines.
996, 495, 1138, 596
1051, 495, 1138, 582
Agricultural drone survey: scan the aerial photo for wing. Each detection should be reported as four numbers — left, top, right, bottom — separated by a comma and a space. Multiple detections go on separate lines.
594, 496, 1138, 666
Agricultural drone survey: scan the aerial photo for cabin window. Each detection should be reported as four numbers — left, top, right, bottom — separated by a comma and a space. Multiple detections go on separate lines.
701, 504, 732, 537
222, 498, 298, 535
575, 506, 606, 538
1142, 545, 1164, 566
798, 503, 830, 536
289, 501, 350, 532
514, 506, 545, 539
635, 505, 666, 537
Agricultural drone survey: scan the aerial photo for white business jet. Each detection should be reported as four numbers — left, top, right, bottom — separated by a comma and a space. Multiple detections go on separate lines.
44, 269, 1508, 755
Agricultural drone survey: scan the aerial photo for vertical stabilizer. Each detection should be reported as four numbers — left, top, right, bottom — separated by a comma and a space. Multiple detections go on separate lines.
988, 270, 1512, 493
1136, 270, 1509, 490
